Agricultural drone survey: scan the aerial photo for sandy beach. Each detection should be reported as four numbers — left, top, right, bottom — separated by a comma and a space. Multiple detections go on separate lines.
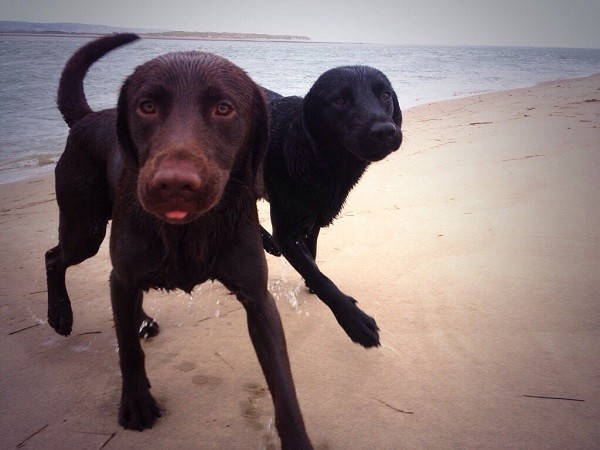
1, 74, 599, 449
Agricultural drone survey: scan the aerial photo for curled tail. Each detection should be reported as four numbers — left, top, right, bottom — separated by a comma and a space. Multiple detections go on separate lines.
57, 33, 140, 128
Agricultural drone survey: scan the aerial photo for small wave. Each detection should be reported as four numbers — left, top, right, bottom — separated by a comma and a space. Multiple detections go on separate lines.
0, 163, 55, 185
0, 153, 60, 171
0, 154, 59, 184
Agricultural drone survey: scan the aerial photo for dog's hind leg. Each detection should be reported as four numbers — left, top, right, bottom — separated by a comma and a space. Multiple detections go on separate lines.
261, 225, 282, 256
45, 243, 73, 336
46, 202, 159, 338
46, 200, 109, 336
46, 160, 111, 336
138, 310, 160, 338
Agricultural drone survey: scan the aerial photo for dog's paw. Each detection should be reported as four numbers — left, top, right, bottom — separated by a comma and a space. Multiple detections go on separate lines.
304, 280, 316, 294
48, 300, 73, 336
138, 317, 160, 339
261, 231, 282, 257
335, 299, 380, 348
119, 384, 162, 431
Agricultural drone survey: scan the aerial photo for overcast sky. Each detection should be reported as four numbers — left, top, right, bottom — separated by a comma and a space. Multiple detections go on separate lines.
1, 0, 600, 48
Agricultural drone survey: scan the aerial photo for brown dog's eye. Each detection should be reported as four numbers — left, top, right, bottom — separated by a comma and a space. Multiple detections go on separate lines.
215, 102, 234, 117
138, 100, 157, 115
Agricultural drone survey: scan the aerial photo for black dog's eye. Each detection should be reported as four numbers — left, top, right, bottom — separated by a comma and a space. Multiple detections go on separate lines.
138, 100, 157, 116
215, 102, 234, 117
381, 92, 392, 102
333, 97, 345, 106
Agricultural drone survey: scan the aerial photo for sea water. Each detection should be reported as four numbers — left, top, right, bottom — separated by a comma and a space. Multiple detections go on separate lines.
1, 34, 599, 183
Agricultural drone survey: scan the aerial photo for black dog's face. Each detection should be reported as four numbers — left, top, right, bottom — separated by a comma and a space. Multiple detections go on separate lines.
303, 66, 402, 162
117, 52, 267, 224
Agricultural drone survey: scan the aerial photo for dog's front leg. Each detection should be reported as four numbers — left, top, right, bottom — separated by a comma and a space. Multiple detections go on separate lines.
304, 227, 320, 261
240, 289, 312, 449
216, 225, 312, 449
110, 270, 161, 430
273, 231, 380, 348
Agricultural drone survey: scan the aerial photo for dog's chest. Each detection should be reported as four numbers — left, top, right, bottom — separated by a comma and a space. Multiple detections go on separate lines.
137, 228, 218, 293
309, 156, 367, 229
136, 251, 213, 293
312, 179, 355, 228
156, 257, 213, 293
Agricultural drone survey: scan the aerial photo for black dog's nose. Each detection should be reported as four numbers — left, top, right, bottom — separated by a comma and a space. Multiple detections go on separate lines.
151, 166, 202, 196
370, 122, 397, 141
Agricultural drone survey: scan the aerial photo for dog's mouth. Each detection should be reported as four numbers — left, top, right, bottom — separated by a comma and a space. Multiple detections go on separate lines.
164, 210, 190, 221
361, 145, 397, 162
161, 208, 194, 224
137, 158, 227, 224
347, 123, 402, 162
143, 194, 220, 224
355, 133, 402, 162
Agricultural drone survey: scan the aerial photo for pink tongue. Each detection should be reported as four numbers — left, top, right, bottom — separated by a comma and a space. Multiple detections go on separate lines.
165, 210, 188, 220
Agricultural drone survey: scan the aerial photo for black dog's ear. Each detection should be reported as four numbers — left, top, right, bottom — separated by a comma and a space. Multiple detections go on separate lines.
392, 90, 402, 127
116, 77, 140, 169
246, 85, 269, 198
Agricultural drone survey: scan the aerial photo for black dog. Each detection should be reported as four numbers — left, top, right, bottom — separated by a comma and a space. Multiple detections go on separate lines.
261, 66, 402, 348
45, 34, 312, 449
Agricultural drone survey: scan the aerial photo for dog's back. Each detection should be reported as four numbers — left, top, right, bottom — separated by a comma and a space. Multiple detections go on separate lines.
266, 95, 305, 157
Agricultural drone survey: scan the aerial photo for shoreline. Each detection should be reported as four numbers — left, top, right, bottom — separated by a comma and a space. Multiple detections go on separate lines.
2, 72, 598, 186
1, 68, 599, 448
0, 31, 312, 43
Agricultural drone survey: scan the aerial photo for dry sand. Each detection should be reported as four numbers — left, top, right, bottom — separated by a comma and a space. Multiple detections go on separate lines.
1, 74, 599, 449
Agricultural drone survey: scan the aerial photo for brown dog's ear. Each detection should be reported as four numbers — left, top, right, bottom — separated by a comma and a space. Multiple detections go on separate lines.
392, 90, 402, 127
116, 77, 140, 169
246, 85, 269, 198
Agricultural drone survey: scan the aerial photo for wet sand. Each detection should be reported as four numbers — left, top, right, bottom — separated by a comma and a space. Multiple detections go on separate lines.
1, 74, 599, 448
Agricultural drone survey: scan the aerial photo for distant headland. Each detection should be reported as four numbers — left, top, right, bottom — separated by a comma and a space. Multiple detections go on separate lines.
0, 21, 311, 42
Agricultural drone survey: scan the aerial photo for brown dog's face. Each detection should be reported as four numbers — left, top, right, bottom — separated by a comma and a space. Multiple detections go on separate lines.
117, 52, 267, 224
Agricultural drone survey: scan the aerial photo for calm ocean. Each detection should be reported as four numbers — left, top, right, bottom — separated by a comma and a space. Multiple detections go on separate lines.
1, 35, 599, 183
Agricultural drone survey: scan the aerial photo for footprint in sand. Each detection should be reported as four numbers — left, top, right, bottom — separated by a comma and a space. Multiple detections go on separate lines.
240, 382, 269, 431
241, 382, 330, 449
175, 361, 196, 372
159, 351, 178, 364
192, 374, 223, 387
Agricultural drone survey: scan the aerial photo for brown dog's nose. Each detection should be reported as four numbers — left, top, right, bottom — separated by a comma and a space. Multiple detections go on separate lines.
151, 166, 202, 197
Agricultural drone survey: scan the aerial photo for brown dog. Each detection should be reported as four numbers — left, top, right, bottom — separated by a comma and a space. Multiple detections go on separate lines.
45, 34, 312, 449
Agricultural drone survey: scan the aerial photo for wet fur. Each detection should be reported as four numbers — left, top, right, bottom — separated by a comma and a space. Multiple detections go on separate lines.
261, 67, 402, 348
45, 34, 312, 449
